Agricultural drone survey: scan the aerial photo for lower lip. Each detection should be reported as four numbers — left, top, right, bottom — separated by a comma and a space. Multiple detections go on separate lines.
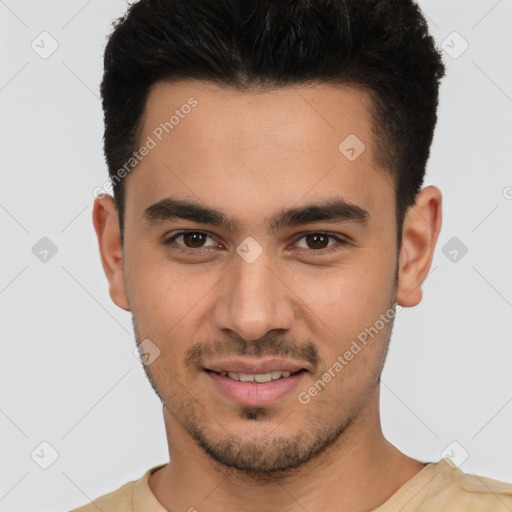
205, 370, 306, 406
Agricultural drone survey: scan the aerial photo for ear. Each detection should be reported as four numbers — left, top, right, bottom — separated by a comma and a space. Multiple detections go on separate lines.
92, 195, 131, 311
396, 185, 442, 307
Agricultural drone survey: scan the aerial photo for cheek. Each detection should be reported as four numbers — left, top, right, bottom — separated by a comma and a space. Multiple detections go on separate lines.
125, 250, 177, 335
291, 261, 392, 328
128, 244, 181, 309
128, 258, 216, 348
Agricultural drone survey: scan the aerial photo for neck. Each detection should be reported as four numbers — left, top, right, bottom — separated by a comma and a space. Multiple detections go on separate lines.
149, 387, 425, 512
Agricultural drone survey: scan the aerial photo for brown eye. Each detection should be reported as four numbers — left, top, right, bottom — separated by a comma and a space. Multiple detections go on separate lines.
293, 232, 348, 256
305, 233, 330, 249
181, 232, 207, 248
163, 231, 218, 253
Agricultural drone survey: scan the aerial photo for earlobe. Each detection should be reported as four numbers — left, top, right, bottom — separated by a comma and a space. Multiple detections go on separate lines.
92, 195, 131, 312
396, 186, 442, 308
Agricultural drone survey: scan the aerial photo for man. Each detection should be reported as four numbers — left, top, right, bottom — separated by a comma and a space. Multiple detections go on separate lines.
73, 0, 512, 510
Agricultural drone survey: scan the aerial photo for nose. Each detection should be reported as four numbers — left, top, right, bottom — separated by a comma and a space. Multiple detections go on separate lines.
212, 248, 295, 341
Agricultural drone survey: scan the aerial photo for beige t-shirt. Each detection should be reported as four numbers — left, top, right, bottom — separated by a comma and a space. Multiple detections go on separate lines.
70, 458, 512, 511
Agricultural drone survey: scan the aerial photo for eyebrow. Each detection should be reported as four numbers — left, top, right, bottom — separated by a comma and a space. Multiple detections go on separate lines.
143, 196, 369, 233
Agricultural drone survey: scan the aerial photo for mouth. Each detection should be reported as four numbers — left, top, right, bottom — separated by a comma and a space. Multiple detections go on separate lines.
205, 368, 307, 382
203, 367, 308, 407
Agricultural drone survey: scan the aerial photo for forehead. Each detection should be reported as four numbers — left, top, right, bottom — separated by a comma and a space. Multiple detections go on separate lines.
124, 79, 394, 230
142, 79, 376, 153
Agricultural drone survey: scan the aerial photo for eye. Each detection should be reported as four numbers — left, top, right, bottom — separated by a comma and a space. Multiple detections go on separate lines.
292, 232, 348, 256
162, 230, 348, 257
162, 231, 219, 254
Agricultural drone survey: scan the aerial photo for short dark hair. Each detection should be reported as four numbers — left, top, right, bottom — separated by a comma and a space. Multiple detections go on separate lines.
100, 0, 445, 249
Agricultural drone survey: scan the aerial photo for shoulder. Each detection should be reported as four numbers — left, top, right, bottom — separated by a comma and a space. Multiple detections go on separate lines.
421, 459, 512, 511
69, 479, 136, 512
69, 464, 166, 512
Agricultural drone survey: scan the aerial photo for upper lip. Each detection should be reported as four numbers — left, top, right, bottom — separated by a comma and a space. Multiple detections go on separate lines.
205, 358, 310, 375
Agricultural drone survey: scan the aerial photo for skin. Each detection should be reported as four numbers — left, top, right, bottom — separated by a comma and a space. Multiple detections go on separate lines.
93, 80, 442, 512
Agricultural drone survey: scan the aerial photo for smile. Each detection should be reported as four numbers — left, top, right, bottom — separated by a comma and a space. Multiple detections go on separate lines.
204, 369, 307, 406
209, 369, 304, 382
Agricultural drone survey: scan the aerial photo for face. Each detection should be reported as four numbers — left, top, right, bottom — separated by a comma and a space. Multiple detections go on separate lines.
95, 80, 432, 477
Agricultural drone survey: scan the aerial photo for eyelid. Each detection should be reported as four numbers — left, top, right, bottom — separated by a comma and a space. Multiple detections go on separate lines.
162, 229, 351, 257
291, 230, 352, 245
163, 230, 219, 250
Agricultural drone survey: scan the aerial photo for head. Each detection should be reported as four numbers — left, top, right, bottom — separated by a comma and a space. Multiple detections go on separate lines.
93, 0, 444, 477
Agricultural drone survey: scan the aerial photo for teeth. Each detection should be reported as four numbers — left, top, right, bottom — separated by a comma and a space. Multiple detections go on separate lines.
255, 373, 272, 383
218, 370, 296, 382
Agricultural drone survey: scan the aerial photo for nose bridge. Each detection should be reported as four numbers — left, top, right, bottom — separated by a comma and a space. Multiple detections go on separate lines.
213, 247, 294, 341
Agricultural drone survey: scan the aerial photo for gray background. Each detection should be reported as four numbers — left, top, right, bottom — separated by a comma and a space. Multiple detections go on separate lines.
1, 1, 511, 510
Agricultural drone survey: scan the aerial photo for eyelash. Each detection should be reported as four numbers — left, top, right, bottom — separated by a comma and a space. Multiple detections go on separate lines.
161, 230, 348, 257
